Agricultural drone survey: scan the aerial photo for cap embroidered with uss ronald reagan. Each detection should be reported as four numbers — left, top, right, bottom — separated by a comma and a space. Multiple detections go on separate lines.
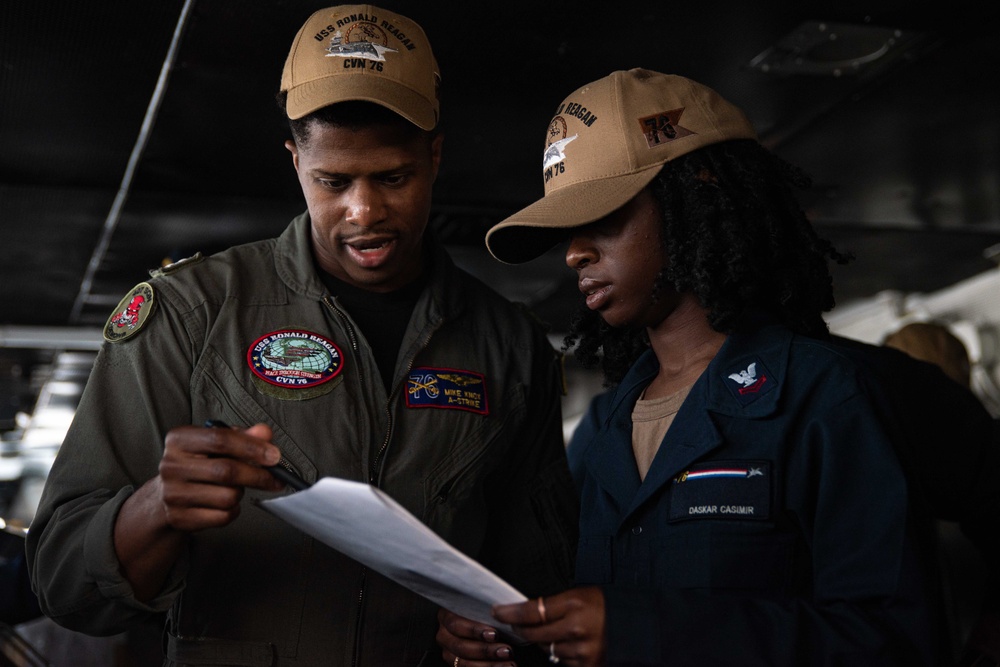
281, 4, 440, 130
486, 68, 758, 264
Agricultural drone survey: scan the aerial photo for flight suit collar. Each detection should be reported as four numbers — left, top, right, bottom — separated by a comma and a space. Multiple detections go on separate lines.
274, 212, 328, 300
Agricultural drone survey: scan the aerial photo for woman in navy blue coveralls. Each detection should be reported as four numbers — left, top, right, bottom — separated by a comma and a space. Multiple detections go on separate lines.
437, 69, 941, 667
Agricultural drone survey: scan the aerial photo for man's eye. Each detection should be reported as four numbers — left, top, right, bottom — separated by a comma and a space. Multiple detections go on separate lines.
319, 178, 347, 190
381, 174, 407, 186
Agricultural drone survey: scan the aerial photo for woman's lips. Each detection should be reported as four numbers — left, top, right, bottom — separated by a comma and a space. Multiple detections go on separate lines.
579, 278, 610, 310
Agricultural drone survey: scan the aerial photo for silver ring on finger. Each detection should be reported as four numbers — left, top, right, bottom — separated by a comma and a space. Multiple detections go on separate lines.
454, 656, 460, 667
549, 641, 560, 664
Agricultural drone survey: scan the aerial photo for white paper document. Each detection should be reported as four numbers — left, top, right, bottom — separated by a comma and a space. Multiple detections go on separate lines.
260, 477, 527, 633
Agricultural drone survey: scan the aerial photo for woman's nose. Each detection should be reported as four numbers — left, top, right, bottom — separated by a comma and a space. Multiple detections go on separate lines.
566, 233, 596, 270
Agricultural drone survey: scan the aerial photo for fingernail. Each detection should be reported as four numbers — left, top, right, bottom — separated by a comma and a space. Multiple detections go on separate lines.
496, 646, 511, 659
266, 446, 281, 465
482, 630, 496, 642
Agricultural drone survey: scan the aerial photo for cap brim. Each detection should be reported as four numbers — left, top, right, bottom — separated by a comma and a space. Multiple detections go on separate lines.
486, 165, 663, 264
286, 75, 437, 130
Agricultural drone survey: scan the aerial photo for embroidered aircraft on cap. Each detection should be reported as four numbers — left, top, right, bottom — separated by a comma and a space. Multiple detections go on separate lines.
543, 134, 577, 170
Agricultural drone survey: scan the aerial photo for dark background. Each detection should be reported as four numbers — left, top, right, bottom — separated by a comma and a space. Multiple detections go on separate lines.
2, 0, 1000, 429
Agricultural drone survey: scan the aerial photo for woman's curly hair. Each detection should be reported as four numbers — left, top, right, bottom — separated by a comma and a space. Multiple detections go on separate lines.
564, 139, 851, 385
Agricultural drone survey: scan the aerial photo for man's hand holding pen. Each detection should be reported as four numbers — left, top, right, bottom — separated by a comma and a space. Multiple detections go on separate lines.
155, 422, 287, 532
113, 421, 293, 601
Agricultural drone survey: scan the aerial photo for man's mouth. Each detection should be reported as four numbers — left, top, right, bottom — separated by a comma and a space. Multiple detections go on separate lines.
344, 236, 397, 267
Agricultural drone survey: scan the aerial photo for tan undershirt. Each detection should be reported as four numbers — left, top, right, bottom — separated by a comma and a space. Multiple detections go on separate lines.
631, 384, 693, 480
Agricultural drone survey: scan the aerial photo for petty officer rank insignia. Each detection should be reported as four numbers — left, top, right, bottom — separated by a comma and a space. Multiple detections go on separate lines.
723, 356, 776, 407
668, 460, 771, 522
247, 329, 344, 390
406, 367, 488, 415
104, 282, 156, 343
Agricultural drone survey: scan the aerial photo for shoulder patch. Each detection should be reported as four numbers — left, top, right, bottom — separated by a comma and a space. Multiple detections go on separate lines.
104, 282, 156, 343
149, 252, 204, 278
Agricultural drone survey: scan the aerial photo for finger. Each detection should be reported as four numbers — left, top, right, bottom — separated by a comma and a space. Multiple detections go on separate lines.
548, 638, 605, 667
161, 504, 242, 532
439, 609, 501, 642
166, 424, 281, 467
243, 422, 274, 444
160, 447, 282, 491
161, 476, 245, 508
441, 650, 515, 667
437, 611, 512, 663
493, 597, 545, 626
438, 638, 513, 664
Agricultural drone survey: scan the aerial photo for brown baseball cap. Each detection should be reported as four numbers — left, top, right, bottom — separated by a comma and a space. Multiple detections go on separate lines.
281, 5, 440, 130
486, 68, 758, 263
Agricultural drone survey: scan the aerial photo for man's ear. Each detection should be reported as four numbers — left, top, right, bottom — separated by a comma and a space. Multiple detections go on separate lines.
429, 133, 443, 181
285, 139, 300, 172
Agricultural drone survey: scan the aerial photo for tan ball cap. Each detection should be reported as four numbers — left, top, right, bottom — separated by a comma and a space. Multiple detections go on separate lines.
281, 4, 440, 130
486, 69, 758, 263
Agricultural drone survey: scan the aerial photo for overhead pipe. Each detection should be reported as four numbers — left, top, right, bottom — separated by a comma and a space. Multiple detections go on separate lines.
0, 326, 103, 350
69, 0, 197, 323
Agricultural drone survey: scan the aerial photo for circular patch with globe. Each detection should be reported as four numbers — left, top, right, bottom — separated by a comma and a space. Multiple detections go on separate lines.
247, 329, 343, 388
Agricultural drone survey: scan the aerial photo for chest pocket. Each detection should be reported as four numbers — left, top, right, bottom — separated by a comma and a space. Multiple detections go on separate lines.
658, 460, 796, 591
655, 526, 796, 591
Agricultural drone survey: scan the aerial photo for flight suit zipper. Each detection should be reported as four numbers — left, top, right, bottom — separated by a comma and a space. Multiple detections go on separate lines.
324, 293, 441, 667
322, 297, 370, 667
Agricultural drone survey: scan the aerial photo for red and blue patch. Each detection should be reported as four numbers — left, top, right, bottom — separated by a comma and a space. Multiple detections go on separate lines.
405, 367, 488, 415
247, 329, 343, 389
669, 460, 771, 522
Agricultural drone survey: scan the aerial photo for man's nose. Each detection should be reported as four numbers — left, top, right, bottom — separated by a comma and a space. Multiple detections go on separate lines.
345, 182, 387, 228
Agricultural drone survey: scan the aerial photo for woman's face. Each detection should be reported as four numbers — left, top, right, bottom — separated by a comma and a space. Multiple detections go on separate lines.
565, 187, 677, 329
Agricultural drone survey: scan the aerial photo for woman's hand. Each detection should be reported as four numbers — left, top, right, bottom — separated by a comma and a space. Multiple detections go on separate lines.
437, 608, 515, 667
492, 587, 606, 667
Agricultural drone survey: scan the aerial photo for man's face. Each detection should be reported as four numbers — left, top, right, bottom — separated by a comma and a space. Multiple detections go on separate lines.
287, 121, 443, 292
565, 187, 675, 329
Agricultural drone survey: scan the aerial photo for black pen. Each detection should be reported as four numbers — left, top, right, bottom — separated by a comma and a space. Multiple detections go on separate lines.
203, 419, 310, 491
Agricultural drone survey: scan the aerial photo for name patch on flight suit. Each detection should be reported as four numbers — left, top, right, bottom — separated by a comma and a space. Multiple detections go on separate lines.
405, 368, 488, 415
247, 329, 344, 392
669, 460, 771, 522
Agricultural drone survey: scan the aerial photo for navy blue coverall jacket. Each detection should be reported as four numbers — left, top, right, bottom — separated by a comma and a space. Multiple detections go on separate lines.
568, 322, 939, 666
